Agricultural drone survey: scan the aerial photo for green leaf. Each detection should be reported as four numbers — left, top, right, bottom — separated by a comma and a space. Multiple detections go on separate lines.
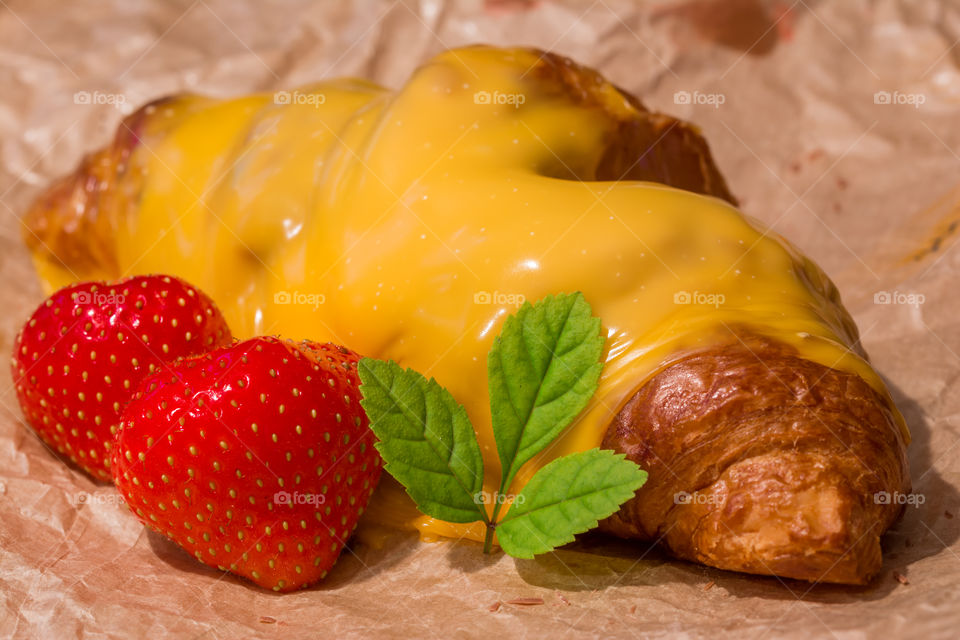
496, 449, 647, 559
488, 292, 604, 490
358, 358, 487, 524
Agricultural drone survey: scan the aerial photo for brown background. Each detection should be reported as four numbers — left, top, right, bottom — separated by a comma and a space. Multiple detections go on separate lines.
1, 1, 958, 638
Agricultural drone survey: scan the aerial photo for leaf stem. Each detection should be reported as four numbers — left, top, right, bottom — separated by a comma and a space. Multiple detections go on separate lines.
482, 520, 496, 554
482, 487, 508, 554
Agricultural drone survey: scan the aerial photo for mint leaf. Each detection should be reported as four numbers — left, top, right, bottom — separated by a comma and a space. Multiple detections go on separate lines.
357, 293, 641, 560
488, 292, 604, 490
496, 448, 647, 559
358, 358, 487, 524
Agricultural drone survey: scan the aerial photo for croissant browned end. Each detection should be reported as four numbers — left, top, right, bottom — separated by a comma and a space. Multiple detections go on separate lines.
19, 45, 909, 585
600, 330, 910, 584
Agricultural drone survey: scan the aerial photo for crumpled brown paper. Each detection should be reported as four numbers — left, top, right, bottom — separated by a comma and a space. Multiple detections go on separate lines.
1, 0, 959, 637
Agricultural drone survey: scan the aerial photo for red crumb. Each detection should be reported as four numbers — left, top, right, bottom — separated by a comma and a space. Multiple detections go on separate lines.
893, 571, 910, 585
507, 597, 545, 606
772, 2, 796, 41
489, 601, 502, 612
704, 581, 715, 591
259, 616, 277, 624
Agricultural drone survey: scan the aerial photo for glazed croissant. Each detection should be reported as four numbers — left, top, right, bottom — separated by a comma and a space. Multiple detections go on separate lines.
23, 46, 909, 584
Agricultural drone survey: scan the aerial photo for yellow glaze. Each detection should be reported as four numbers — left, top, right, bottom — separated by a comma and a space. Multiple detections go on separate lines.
32, 47, 908, 542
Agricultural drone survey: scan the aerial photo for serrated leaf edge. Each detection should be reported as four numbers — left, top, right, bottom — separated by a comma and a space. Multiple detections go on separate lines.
496, 449, 647, 559
358, 358, 488, 524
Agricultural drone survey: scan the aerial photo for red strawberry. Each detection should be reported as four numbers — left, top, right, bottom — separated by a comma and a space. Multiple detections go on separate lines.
111, 336, 382, 592
10, 275, 232, 480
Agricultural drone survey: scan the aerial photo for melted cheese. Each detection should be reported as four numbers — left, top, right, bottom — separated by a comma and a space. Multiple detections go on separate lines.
32, 46, 908, 542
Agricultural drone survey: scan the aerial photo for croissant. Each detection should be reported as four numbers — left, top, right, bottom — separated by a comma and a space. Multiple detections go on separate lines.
23, 46, 909, 585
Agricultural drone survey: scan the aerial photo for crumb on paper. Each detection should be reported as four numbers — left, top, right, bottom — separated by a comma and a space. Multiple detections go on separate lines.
556, 593, 571, 606
259, 616, 277, 624
775, 5, 796, 40
703, 581, 715, 591
893, 571, 909, 585
506, 597, 544, 606
488, 601, 502, 612
629, 605, 637, 615
945, 510, 954, 519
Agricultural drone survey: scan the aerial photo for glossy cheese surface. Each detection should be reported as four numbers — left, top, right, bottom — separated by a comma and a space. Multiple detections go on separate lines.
32, 47, 907, 541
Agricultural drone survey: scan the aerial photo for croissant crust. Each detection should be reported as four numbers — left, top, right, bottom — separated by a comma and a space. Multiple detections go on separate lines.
600, 330, 910, 584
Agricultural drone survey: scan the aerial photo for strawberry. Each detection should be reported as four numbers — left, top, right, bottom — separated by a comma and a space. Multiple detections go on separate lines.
111, 336, 382, 592
10, 275, 232, 480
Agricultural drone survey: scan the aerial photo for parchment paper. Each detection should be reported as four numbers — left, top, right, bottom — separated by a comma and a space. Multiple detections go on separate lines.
1, 1, 959, 638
